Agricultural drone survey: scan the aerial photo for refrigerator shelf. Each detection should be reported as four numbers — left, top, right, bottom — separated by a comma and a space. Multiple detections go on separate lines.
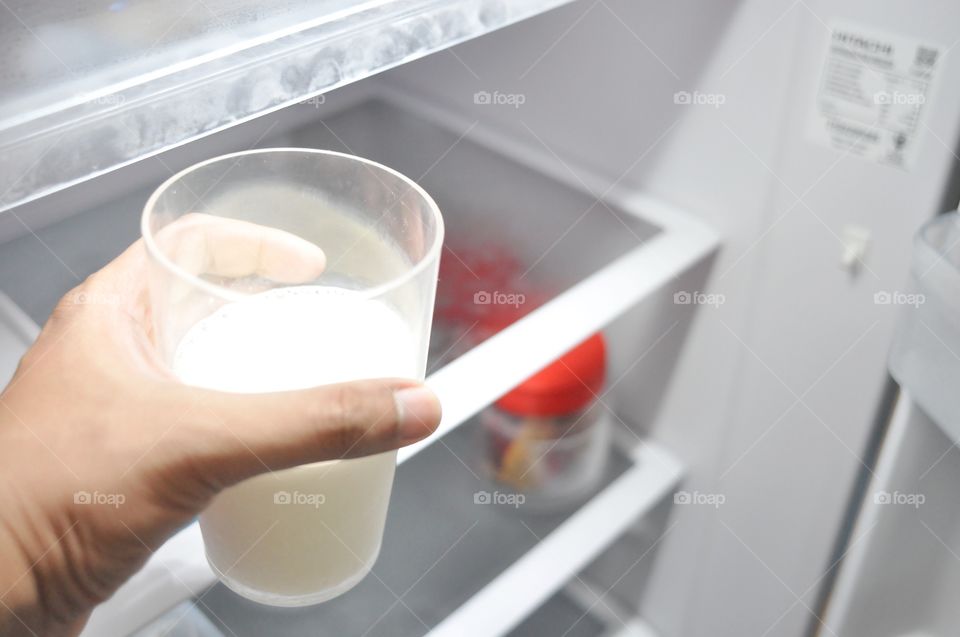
561, 579, 661, 637
0, 0, 575, 214
422, 439, 681, 637
84, 428, 681, 636
405, 197, 716, 463
189, 424, 681, 637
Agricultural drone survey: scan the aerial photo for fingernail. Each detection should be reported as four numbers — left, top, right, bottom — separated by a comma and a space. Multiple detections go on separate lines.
394, 386, 442, 443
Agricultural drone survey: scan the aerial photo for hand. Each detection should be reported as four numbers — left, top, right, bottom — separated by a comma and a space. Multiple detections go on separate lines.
0, 216, 441, 636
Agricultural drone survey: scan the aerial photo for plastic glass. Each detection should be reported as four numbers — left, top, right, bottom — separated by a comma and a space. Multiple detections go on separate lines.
141, 148, 443, 606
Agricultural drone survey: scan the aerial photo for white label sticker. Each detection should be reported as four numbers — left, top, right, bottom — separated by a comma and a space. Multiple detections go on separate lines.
808, 21, 943, 170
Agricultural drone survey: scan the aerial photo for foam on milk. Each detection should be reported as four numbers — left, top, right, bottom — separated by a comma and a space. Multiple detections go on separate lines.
173, 285, 418, 605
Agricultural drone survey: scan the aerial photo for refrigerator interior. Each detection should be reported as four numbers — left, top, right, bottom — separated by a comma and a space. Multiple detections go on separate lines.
1, 1, 960, 636
0, 83, 708, 636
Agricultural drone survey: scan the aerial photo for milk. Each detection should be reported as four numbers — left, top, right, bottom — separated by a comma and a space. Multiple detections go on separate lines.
173, 285, 417, 605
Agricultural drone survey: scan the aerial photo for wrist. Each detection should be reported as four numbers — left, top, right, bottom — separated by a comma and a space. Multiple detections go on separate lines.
0, 513, 41, 636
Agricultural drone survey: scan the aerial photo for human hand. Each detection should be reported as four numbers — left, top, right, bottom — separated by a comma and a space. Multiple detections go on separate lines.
0, 215, 441, 636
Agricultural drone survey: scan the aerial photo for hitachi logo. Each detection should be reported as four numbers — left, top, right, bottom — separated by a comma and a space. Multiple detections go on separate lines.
832, 30, 893, 55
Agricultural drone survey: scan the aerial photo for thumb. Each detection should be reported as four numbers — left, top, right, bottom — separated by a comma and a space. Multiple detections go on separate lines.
178, 379, 441, 487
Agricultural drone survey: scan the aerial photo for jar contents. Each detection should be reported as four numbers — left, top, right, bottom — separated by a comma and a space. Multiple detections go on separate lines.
481, 333, 610, 510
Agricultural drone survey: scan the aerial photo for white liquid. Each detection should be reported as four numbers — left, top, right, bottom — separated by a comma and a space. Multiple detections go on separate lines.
173, 286, 418, 605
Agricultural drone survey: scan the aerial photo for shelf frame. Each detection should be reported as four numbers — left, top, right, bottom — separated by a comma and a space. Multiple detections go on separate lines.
424, 441, 682, 637
401, 202, 717, 463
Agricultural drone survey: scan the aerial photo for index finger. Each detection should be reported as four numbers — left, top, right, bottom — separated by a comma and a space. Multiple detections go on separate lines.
160, 213, 327, 283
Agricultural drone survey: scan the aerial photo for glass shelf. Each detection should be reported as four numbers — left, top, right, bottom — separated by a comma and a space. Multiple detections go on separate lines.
193, 422, 660, 637
0, 0, 573, 213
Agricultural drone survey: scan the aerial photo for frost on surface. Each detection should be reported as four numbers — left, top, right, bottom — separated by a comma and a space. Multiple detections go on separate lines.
0, 0, 571, 212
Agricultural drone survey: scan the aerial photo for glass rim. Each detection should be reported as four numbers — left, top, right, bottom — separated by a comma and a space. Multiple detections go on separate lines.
141, 147, 444, 301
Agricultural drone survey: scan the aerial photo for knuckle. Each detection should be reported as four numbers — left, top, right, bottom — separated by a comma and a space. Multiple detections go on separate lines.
312, 383, 394, 456
52, 284, 86, 320
325, 384, 360, 428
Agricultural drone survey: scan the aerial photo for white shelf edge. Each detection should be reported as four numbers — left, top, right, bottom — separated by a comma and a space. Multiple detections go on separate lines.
401, 216, 718, 465
603, 619, 662, 637
561, 578, 660, 637
0, 290, 40, 388
816, 390, 915, 635
425, 441, 683, 637
82, 525, 213, 637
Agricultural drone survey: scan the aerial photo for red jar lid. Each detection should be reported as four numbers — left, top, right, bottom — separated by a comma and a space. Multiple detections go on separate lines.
496, 333, 606, 417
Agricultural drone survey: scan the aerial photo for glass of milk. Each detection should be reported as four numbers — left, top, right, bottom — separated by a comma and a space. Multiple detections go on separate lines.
141, 148, 443, 606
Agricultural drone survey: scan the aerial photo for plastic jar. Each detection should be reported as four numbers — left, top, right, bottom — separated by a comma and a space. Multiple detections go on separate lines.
480, 333, 610, 510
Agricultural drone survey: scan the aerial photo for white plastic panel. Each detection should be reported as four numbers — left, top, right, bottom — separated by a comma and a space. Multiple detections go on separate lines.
0, 291, 38, 387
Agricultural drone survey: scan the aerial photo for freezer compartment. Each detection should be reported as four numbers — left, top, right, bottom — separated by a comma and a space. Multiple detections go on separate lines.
194, 422, 679, 636
0, 0, 576, 214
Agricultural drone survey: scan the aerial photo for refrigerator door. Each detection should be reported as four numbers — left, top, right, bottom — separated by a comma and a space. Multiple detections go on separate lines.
823, 394, 960, 637
824, 213, 960, 636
